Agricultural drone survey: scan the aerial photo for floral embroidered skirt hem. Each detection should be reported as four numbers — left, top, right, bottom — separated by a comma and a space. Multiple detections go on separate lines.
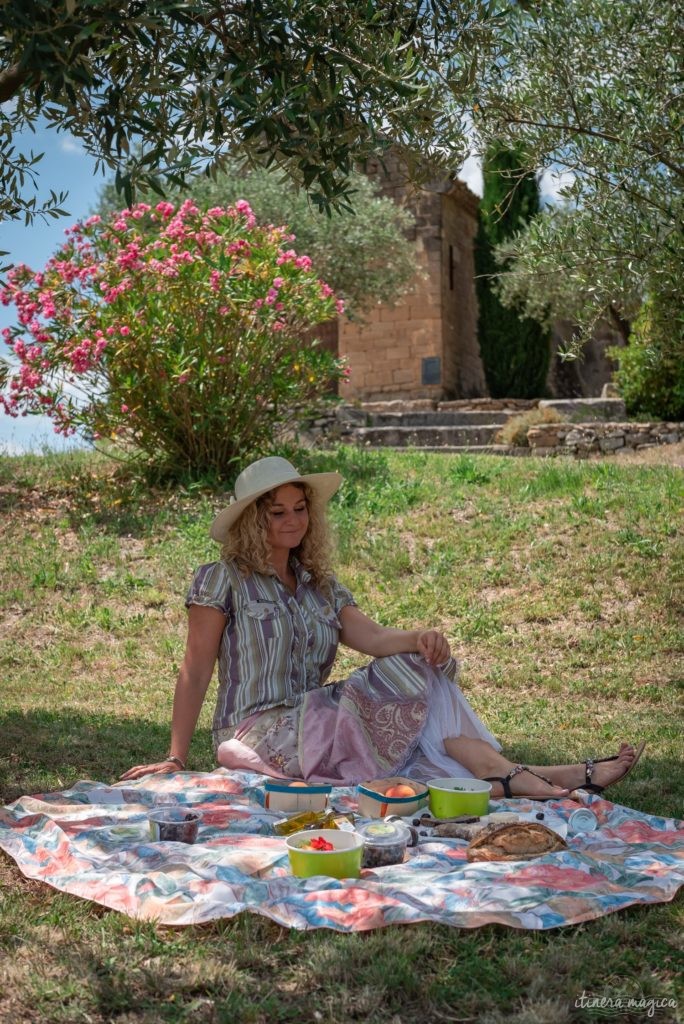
214, 653, 501, 785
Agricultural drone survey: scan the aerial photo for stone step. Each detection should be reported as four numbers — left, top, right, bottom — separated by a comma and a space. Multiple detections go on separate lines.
539, 398, 626, 421
360, 410, 514, 427
355, 443, 535, 457
352, 424, 503, 446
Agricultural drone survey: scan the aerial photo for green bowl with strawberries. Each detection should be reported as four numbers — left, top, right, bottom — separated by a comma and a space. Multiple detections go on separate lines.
286, 828, 364, 879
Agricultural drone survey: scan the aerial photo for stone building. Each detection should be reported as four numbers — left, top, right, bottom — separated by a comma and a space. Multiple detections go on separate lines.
335, 152, 488, 402
322, 150, 619, 402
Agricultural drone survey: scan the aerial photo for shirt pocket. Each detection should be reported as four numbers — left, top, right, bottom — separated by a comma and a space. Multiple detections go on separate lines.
309, 603, 341, 651
243, 599, 286, 640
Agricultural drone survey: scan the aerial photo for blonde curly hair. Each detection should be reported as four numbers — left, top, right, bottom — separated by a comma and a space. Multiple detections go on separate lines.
220, 482, 334, 589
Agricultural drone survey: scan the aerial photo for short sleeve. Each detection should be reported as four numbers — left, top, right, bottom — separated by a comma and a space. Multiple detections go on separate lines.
328, 575, 356, 616
185, 562, 233, 615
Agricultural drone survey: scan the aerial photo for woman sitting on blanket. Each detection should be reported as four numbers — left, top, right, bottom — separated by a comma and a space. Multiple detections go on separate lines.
122, 457, 643, 797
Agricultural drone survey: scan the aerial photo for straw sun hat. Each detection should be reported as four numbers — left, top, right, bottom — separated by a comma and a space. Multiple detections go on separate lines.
210, 457, 342, 543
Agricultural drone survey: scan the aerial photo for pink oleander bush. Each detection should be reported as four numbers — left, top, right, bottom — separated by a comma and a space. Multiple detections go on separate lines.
0, 198, 345, 479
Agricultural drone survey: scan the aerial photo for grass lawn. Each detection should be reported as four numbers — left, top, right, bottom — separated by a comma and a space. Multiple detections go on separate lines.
0, 446, 682, 1024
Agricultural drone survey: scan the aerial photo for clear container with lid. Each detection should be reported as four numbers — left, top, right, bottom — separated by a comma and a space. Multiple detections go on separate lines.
358, 820, 411, 868
568, 808, 598, 834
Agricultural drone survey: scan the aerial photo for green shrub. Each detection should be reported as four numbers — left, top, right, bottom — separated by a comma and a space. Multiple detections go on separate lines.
1, 199, 343, 480
474, 145, 551, 398
609, 295, 684, 420
496, 406, 564, 447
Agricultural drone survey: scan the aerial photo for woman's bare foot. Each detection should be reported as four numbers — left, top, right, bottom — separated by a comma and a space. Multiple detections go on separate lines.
581, 742, 639, 791
529, 742, 639, 793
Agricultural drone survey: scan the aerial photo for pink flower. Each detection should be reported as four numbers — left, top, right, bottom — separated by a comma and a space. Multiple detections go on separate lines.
276, 249, 297, 266
336, 298, 346, 315
272, 277, 284, 289
120, 326, 130, 336
121, 404, 129, 413
155, 201, 175, 218
295, 255, 312, 271
209, 270, 222, 292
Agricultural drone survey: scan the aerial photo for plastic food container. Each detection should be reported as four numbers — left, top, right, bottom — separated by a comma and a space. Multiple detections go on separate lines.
358, 820, 412, 868
264, 779, 332, 813
427, 778, 492, 818
148, 807, 202, 844
286, 828, 364, 879
568, 808, 598, 833
356, 776, 428, 818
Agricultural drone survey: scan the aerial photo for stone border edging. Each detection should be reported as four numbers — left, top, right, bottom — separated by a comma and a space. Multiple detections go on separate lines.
527, 422, 683, 455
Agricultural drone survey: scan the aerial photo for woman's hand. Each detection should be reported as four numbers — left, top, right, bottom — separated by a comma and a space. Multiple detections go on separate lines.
416, 629, 451, 666
119, 760, 180, 781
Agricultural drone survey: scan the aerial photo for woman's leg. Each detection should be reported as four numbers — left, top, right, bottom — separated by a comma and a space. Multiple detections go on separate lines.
444, 737, 569, 799
525, 742, 637, 791
444, 738, 638, 798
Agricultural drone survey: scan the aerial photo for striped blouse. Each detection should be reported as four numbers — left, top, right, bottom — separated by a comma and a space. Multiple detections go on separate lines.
185, 559, 356, 732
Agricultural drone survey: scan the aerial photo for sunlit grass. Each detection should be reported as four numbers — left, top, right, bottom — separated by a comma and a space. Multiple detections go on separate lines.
0, 446, 682, 1023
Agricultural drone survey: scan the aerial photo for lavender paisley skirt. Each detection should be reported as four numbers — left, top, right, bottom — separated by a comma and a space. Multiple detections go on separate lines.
214, 654, 501, 785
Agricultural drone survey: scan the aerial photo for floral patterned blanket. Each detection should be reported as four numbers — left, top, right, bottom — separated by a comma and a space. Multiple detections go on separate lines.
1, 769, 682, 930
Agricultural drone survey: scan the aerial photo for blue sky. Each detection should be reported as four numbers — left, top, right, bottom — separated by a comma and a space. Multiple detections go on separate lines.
0, 122, 107, 453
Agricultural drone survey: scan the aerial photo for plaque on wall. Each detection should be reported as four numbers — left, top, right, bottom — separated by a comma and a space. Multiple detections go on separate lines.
421, 356, 441, 386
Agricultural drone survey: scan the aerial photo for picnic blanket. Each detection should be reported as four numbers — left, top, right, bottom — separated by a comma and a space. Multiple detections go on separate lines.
1, 769, 682, 931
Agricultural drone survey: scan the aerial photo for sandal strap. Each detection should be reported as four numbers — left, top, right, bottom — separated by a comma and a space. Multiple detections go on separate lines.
484, 764, 555, 798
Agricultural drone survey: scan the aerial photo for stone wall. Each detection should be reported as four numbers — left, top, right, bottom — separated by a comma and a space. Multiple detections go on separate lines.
527, 421, 684, 455
338, 151, 484, 402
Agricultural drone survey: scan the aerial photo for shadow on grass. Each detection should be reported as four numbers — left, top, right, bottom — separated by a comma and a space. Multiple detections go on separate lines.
0, 709, 216, 804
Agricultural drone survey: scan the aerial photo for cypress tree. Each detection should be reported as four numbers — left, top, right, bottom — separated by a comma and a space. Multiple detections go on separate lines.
474, 145, 550, 398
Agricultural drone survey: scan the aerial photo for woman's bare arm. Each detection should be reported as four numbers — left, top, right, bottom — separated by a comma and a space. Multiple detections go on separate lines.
339, 605, 451, 666
120, 604, 227, 779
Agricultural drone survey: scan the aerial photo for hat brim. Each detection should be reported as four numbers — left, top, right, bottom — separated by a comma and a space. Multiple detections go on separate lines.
210, 471, 342, 544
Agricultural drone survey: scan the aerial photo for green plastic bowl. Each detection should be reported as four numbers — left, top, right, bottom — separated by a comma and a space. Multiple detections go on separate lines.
286, 828, 364, 879
427, 778, 492, 818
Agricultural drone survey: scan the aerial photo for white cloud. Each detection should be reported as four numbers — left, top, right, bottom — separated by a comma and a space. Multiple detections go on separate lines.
539, 167, 576, 204
456, 153, 483, 198
59, 135, 83, 155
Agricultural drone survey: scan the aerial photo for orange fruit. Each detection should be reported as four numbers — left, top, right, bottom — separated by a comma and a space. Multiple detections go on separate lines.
384, 784, 416, 798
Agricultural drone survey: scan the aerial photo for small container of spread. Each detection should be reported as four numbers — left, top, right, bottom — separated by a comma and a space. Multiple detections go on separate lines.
568, 808, 599, 834
358, 820, 412, 868
148, 807, 202, 844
